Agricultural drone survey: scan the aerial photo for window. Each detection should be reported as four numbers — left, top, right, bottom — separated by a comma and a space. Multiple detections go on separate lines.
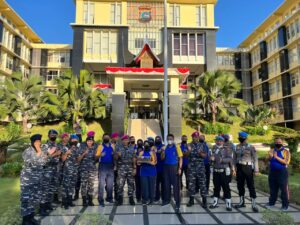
267, 35, 278, 54
291, 70, 300, 87
189, 34, 196, 56
268, 60, 274, 75
252, 69, 259, 82
217, 54, 234, 67
181, 34, 188, 55
274, 57, 280, 75
289, 47, 298, 66
197, 34, 204, 56
134, 38, 156, 49
253, 88, 262, 101
251, 48, 260, 65
6, 55, 13, 70
196, 5, 207, 27
110, 3, 122, 25
269, 82, 275, 95
173, 34, 180, 56
292, 97, 300, 113
83, 1, 95, 24
48, 51, 70, 64
85, 30, 118, 61
169, 4, 180, 26
47, 70, 59, 81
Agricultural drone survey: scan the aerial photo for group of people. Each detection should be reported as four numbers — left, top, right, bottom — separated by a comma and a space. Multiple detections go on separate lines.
20, 129, 291, 225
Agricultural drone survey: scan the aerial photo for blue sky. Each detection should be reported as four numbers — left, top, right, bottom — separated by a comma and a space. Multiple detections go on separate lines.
7, 0, 284, 47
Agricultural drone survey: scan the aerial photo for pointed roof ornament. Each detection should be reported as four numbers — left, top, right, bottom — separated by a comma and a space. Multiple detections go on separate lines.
133, 42, 160, 65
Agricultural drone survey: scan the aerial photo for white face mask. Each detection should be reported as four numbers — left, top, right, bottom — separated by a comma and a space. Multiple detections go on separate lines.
167, 140, 173, 145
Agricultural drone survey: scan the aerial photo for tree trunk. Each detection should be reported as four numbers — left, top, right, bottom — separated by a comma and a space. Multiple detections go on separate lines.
211, 103, 217, 124
22, 114, 28, 134
0, 145, 8, 165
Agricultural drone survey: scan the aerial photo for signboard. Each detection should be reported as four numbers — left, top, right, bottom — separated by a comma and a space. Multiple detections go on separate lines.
139, 6, 151, 22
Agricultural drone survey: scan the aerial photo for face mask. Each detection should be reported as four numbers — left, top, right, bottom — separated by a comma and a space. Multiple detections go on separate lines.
275, 144, 282, 149
238, 137, 246, 143
70, 142, 78, 147
199, 139, 205, 143
144, 144, 150, 150
137, 142, 143, 147
103, 139, 109, 144
130, 141, 135, 145
50, 137, 57, 142
182, 140, 187, 144
167, 140, 173, 145
224, 138, 229, 142
155, 140, 161, 145
149, 142, 154, 147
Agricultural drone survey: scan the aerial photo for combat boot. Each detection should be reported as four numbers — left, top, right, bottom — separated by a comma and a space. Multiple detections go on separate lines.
202, 196, 207, 209
116, 196, 123, 206
129, 196, 135, 206
68, 195, 75, 207
62, 197, 69, 210
29, 213, 39, 225
251, 198, 259, 213
39, 203, 49, 216
53, 193, 60, 204
82, 196, 88, 207
22, 215, 33, 225
234, 196, 245, 208
186, 197, 194, 207
88, 195, 95, 206
73, 190, 79, 200
209, 197, 219, 209
226, 199, 232, 211
45, 202, 53, 211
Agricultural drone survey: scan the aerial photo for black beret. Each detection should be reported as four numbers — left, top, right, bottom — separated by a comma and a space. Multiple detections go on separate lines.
30, 134, 42, 143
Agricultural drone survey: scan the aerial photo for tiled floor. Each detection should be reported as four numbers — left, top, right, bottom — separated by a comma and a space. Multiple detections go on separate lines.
40, 181, 300, 225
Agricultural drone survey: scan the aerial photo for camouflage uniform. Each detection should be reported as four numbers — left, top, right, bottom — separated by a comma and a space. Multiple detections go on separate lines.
40, 141, 61, 204
116, 144, 136, 198
62, 144, 79, 199
20, 146, 47, 216
78, 144, 97, 198
187, 142, 207, 197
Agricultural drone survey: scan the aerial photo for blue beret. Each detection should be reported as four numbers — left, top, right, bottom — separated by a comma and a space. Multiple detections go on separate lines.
147, 137, 154, 142
30, 134, 42, 143
222, 134, 230, 139
215, 136, 225, 141
238, 132, 248, 138
70, 134, 79, 140
48, 129, 58, 135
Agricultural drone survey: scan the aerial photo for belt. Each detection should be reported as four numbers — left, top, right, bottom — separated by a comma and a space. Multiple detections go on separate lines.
214, 169, 224, 173
238, 161, 253, 166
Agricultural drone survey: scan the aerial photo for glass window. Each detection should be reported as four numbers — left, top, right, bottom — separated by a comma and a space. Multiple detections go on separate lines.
111, 3, 122, 24
189, 34, 196, 56
86, 32, 93, 54
181, 34, 188, 56
170, 5, 180, 26
173, 33, 180, 56
84, 2, 94, 24
197, 34, 204, 56
196, 5, 207, 27
291, 70, 300, 87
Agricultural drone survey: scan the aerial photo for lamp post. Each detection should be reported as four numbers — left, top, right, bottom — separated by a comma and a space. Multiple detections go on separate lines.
163, 0, 168, 143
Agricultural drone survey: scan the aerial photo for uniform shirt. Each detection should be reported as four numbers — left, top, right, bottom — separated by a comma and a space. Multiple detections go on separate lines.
116, 144, 136, 166
211, 145, 232, 169
270, 147, 290, 171
42, 141, 60, 166
155, 143, 165, 173
136, 146, 144, 176
234, 143, 259, 173
139, 150, 157, 177
162, 144, 183, 165
179, 143, 189, 167
78, 144, 97, 172
187, 142, 205, 163
202, 142, 211, 165
62, 144, 79, 170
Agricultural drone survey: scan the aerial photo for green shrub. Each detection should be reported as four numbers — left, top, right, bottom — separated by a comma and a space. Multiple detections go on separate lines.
262, 209, 295, 225
6, 151, 23, 163
271, 125, 296, 134
244, 126, 269, 135
77, 213, 112, 225
0, 205, 22, 225
201, 122, 230, 135
0, 162, 23, 177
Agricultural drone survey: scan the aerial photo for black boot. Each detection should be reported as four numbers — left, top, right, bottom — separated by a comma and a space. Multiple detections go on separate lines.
62, 197, 69, 209
68, 196, 75, 207
116, 196, 123, 206
129, 197, 135, 206
202, 196, 207, 209
82, 196, 88, 207
53, 193, 60, 204
29, 213, 39, 225
73, 190, 79, 200
39, 203, 49, 216
234, 196, 245, 208
45, 202, 53, 211
88, 195, 95, 206
186, 197, 194, 207
22, 215, 33, 225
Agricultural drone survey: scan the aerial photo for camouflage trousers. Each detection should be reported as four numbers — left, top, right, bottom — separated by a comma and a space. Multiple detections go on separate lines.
117, 164, 135, 197
187, 161, 207, 197
62, 167, 78, 198
41, 165, 59, 203
80, 169, 96, 198
20, 172, 42, 216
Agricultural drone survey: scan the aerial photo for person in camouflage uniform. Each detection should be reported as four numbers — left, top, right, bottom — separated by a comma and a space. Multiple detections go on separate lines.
209, 136, 233, 211
20, 134, 56, 225
40, 129, 61, 216
78, 136, 98, 206
61, 134, 80, 209
114, 135, 137, 206
186, 131, 207, 208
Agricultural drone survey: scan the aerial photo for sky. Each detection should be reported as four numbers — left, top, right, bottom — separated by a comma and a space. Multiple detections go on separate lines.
7, 0, 284, 48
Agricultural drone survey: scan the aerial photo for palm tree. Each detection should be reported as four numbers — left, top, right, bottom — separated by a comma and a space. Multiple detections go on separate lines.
244, 105, 277, 126
55, 69, 107, 123
0, 72, 42, 133
187, 70, 242, 124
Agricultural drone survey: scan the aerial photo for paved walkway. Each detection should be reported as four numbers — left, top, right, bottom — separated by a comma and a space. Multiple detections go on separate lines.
40, 181, 300, 225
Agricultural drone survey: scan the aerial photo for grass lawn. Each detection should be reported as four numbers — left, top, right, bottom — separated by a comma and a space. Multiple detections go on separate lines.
0, 178, 20, 216
289, 173, 300, 186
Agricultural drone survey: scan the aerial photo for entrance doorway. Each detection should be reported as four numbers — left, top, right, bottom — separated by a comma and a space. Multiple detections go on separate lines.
129, 100, 162, 119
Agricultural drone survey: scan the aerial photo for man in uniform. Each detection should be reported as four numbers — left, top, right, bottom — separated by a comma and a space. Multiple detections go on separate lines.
61, 134, 80, 209
20, 134, 55, 225
199, 134, 211, 195
233, 131, 259, 212
111, 132, 120, 201
135, 139, 144, 202
40, 129, 61, 216
186, 131, 207, 208
154, 136, 164, 202
179, 135, 189, 190
267, 137, 291, 211
114, 135, 137, 206
209, 136, 233, 211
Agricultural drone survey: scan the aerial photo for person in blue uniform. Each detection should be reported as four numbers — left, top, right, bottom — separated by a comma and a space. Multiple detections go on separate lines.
154, 136, 164, 202
179, 135, 189, 190
267, 137, 291, 211
137, 140, 157, 206
135, 139, 144, 202
161, 134, 183, 212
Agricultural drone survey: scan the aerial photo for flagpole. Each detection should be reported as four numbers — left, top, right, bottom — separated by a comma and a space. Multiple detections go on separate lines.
163, 0, 168, 143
